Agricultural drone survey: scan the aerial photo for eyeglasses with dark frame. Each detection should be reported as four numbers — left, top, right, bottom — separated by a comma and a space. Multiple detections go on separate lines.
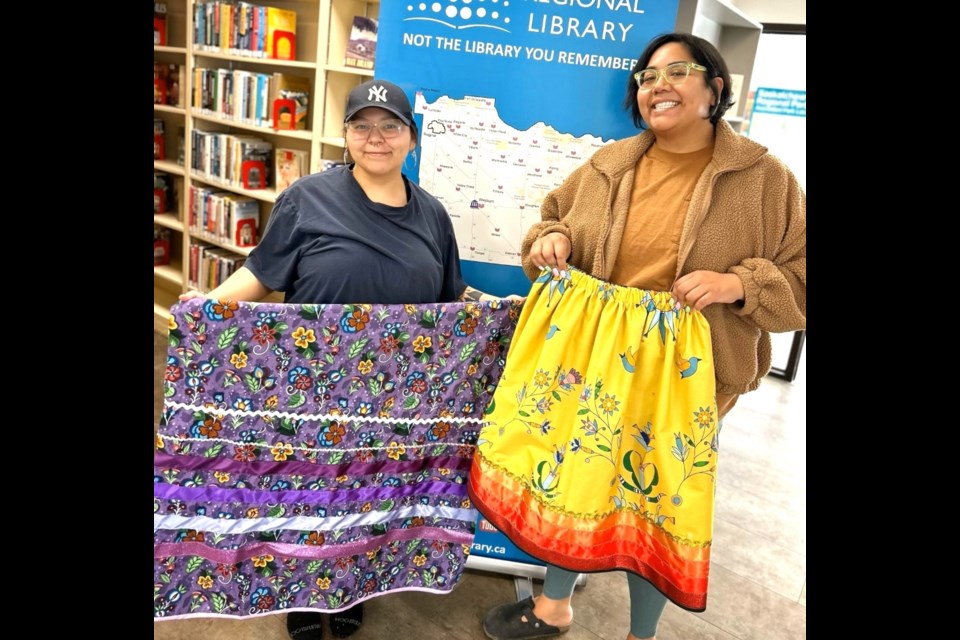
345, 119, 407, 138
634, 62, 708, 91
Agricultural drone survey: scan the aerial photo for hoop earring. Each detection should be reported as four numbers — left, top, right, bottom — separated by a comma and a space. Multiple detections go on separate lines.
404, 149, 418, 171
343, 148, 350, 165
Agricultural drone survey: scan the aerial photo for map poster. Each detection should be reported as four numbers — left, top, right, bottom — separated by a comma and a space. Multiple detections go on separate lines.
376, 0, 680, 294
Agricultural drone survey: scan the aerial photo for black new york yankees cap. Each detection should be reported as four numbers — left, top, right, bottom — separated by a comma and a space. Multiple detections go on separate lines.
344, 79, 414, 126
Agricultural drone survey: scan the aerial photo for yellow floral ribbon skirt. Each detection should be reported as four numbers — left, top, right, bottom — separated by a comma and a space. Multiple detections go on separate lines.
468, 268, 720, 611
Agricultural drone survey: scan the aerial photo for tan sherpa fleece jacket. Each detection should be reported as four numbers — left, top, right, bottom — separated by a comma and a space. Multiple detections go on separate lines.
520, 119, 806, 395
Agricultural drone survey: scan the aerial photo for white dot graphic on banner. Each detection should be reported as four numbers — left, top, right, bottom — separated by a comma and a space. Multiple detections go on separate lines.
405, 0, 512, 31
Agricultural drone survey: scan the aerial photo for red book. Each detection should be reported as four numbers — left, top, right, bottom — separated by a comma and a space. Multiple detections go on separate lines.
154, 3, 168, 45
154, 78, 168, 105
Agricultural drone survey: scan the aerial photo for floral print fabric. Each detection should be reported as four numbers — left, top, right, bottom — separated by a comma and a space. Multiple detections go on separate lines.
468, 268, 719, 611
155, 298, 520, 620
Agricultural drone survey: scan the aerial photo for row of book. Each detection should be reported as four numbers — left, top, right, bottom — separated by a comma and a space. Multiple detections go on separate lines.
189, 241, 248, 291
193, 68, 310, 130
188, 185, 260, 249
191, 130, 273, 190
161, 1, 377, 71
194, 1, 297, 61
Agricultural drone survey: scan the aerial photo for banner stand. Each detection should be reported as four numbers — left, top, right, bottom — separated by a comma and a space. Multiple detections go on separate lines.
465, 516, 587, 600
465, 555, 587, 600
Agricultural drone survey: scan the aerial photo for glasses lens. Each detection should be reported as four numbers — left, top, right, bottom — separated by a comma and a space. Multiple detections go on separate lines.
665, 63, 690, 84
348, 121, 404, 138
637, 70, 657, 88
379, 121, 404, 137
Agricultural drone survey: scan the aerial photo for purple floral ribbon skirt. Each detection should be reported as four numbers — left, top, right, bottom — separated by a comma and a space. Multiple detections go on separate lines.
154, 299, 520, 619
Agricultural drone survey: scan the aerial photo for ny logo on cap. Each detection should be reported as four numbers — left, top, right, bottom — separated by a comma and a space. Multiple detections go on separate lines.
368, 84, 389, 103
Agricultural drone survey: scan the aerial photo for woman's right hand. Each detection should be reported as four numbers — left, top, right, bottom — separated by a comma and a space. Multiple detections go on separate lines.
178, 290, 207, 301
528, 232, 571, 272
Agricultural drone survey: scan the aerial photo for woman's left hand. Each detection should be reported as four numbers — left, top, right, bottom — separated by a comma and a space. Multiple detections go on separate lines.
671, 271, 744, 311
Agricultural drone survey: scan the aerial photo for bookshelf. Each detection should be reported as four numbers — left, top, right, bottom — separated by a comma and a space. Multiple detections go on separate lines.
153, 0, 381, 333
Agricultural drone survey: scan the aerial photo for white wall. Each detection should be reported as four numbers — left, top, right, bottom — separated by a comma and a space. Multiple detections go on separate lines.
731, 0, 806, 24
750, 34, 805, 92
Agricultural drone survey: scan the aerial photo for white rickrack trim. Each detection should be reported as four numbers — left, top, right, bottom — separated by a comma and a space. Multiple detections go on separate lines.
158, 432, 478, 454
163, 401, 486, 425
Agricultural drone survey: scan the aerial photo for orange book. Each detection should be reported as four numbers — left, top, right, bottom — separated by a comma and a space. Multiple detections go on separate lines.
266, 7, 297, 60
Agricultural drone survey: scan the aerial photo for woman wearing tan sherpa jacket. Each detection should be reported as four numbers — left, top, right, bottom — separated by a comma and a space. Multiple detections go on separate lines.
522, 107, 806, 402
474, 33, 805, 640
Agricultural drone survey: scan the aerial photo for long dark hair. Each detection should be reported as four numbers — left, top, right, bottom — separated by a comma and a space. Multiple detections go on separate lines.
623, 33, 735, 129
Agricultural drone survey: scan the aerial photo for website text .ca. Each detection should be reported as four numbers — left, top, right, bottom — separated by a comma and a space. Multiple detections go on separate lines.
472, 543, 507, 555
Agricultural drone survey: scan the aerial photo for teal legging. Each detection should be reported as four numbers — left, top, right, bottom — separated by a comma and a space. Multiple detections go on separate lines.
542, 565, 667, 638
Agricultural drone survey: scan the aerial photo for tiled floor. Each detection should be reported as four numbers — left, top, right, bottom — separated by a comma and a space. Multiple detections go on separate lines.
153, 331, 806, 639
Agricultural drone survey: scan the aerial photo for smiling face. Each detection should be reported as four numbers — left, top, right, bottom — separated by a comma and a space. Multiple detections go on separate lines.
636, 42, 722, 150
345, 107, 416, 179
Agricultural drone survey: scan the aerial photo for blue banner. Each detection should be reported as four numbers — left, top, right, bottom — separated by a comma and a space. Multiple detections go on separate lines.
378, 0, 679, 140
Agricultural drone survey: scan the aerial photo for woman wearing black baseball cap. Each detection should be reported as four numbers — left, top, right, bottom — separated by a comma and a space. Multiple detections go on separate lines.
180, 78, 519, 640
182, 78, 500, 323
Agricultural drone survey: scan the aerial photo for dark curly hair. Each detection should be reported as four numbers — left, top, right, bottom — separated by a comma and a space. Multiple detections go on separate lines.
623, 33, 735, 129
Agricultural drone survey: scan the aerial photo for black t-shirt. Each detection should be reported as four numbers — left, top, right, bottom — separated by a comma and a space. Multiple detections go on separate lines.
245, 166, 466, 304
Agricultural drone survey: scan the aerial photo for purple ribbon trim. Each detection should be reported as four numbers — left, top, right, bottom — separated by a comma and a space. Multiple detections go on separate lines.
153, 452, 472, 477
154, 526, 475, 562
154, 480, 468, 504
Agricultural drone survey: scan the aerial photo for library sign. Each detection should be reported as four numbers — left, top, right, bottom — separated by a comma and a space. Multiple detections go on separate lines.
377, 0, 679, 140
